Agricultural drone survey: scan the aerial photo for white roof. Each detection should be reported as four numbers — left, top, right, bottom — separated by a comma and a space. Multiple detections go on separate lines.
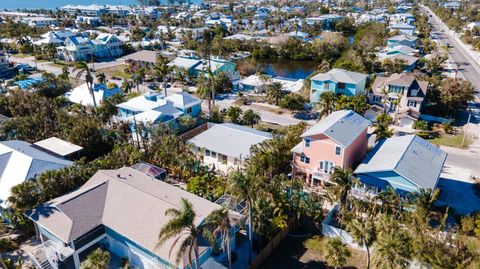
310, 68, 368, 84
66, 83, 121, 107
34, 137, 83, 157
0, 141, 73, 208
116, 93, 166, 112
188, 123, 272, 159
165, 92, 201, 109
167, 57, 201, 70
239, 75, 304, 93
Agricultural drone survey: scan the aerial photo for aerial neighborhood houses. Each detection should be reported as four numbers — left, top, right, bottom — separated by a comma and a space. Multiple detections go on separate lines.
1, 0, 480, 268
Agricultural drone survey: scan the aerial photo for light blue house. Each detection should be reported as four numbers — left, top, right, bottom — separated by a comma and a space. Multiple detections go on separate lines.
390, 23, 416, 36
26, 166, 245, 269
167, 56, 236, 78
353, 135, 447, 197
116, 91, 202, 127
387, 34, 417, 48
310, 68, 368, 103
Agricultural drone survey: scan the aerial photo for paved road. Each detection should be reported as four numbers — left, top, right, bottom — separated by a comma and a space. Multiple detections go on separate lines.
422, 5, 480, 99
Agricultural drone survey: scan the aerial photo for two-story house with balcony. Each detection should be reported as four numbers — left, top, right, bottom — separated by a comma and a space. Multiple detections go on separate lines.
57, 34, 123, 62
26, 166, 244, 269
368, 73, 429, 128
310, 68, 368, 103
116, 91, 202, 127
291, 110, 370, 191
353, 135, 447, 198
387, 34, 417, 49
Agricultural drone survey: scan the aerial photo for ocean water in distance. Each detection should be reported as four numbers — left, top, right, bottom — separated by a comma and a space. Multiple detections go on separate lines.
0, 0, 202, 10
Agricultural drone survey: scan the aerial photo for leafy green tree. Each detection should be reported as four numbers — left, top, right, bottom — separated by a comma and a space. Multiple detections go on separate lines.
186, 174, 225, 201
381, 58, 407, 74
242, 109, 261, 127
81, 248, 110, 269
335, 95, 370, 115
315, 91, 336, 119
158, 198, 204, 269
439, 78, 475, 116
36, 72, 71, 98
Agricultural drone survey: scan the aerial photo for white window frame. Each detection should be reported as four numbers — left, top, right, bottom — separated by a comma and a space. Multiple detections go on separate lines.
335, 146, 341, 155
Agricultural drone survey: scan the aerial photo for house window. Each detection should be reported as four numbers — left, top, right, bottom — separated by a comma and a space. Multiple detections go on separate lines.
300, 155, 310, 164
205, 149, 211, 157
335, 146, 341, 155
211, 151, 217, 158
324, 82, 330, 89
338, 82, 346, 89
305, 138, 311, 147
408, 100, 417, 107
219, 154, 228, 164
320, 161, 335, 174
186, 107, 193, 114
389, 85, 403, 94
373, 95, 381, 103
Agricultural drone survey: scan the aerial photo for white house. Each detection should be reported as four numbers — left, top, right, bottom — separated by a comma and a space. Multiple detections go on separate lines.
237, 75, 304, 93
56, 34, 123, 62
188, 123, 272, 173
66, 83, 122, 107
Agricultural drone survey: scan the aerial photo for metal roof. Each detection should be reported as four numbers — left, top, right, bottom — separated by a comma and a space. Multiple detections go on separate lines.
301, 110, 370, 148
310, 68, 368, 84
354, 135, 447, 190
187, 123, 272, 158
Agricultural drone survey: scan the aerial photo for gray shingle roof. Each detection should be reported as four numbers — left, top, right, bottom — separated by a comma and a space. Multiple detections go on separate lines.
354, 135, 447, 190
301, 110, 370, 148
26, 167, 244, 267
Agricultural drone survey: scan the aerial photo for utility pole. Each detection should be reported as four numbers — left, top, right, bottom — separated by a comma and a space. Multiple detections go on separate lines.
462, 113, 471, 147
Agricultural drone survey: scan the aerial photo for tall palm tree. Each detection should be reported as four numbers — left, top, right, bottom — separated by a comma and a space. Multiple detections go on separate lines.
227, 172, 256, 263
204, 207, 233, 269
323, 237, 351, 269
330, 167, 358, 214
372, 231, 412, 269
95, 72, 106, 84
347, 219, 376, 269
257, 73, 272, 94
266, 82, 284, 106
131, 71, 144, 92
373, 114, 393, 142
121, 79, 134, 94
158, 198, 202, 269
73, 61, 96, 107
315, 91, 336, 120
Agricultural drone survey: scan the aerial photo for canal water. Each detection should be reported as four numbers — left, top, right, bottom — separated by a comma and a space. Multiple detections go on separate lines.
255, 60, 318, 80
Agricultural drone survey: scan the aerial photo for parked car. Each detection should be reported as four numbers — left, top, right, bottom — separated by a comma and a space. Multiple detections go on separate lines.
14, 64, 35, 71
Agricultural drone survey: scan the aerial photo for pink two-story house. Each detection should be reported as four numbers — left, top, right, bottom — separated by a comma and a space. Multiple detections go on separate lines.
291, 110, 370, 190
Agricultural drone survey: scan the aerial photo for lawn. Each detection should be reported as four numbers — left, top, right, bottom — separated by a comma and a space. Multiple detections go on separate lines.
259, 235, 367, 269
427, 132, 472, 149
98, 65, 131, 79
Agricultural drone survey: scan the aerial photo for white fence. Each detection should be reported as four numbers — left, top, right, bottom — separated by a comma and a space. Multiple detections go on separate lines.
321, 205, 359, 248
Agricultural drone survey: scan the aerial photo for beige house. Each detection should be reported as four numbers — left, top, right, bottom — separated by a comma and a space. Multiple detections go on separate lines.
368, 73, 429, 127
188, 123, 272, 173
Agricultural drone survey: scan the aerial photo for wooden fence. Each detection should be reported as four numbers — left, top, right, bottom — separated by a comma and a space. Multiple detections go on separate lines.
179, 122, 211, 141
247, 218, 295, 269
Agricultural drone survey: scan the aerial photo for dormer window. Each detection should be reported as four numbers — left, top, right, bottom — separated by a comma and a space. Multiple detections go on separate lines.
410, 89, 418, 96
305, 138, 311, 147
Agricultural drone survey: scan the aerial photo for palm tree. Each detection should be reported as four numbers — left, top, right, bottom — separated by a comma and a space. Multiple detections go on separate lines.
95, 72, 106, 84
131, 71, 144, 92
315, 91, 336, 120
73, 61, 97, 107
266, 81, 284, 105
330, 167, 358, 214
373, 114, 393, 142
158, 198, 202, 269
59, 66, 69, 81
204, 207, 233, 269
81, 248, 110, 269
121, 79, 134, 94
372, 231, 412, 269
226, 106, 243, 123
242, 109, 261, 127
323, 237, 351, 269
347, 219, 376, 269
227, 172, 256, 263
257, 73, 272, 94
